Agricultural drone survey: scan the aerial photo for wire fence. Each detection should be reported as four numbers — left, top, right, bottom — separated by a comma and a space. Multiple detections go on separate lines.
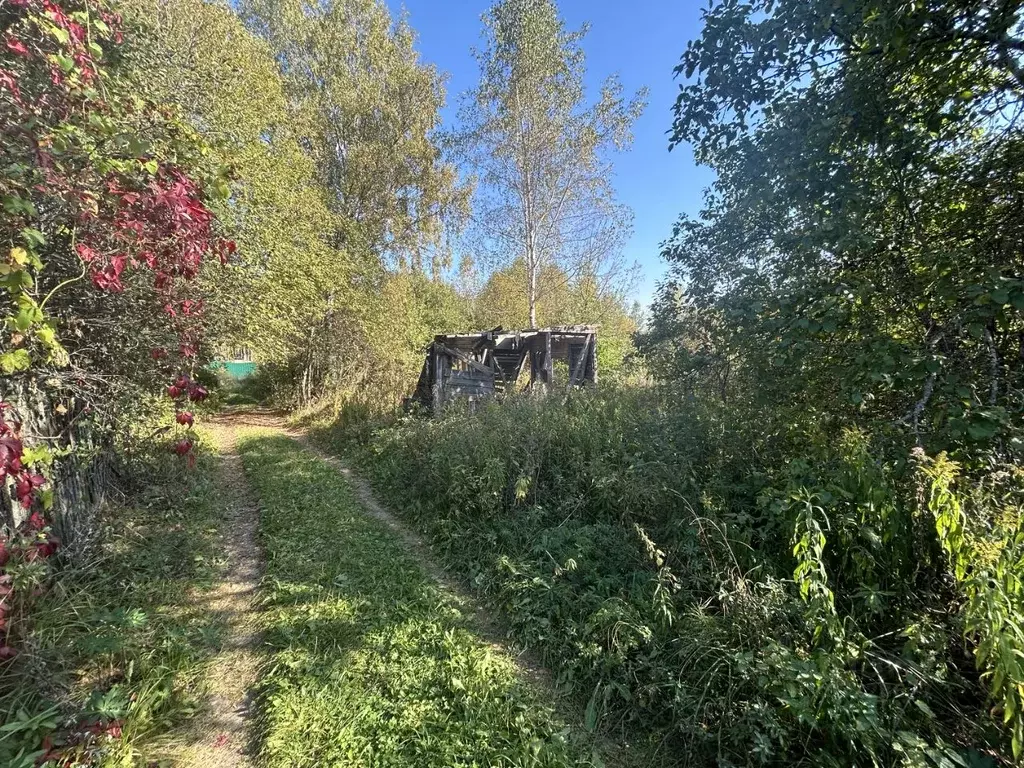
1, 378, 116, 560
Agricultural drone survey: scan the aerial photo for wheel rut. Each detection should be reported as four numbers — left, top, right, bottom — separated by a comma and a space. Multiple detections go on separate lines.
171, 417, 263, 768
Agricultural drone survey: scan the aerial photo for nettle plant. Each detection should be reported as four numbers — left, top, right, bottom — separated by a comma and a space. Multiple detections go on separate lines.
0, 0, 230, 687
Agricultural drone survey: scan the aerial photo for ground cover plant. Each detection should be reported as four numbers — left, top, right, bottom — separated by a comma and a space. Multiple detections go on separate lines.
236, 431, 604, 768
327, 386, 1021, 767
0, 444, 225, 767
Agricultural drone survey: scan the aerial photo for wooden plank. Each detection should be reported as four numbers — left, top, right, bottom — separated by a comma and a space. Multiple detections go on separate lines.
449, 371, 493, 385
567, 334, 591, 389
431, 343, 447, 415
435, 342, 494, 376
529, 331, 552, 389
543, 331, 553, 385
515, 350, 529, 386
586, 331, 598, 385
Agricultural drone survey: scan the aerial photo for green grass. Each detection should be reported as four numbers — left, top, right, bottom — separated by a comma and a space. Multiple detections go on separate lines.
237, 432, 600, 768
0, 445, 225, 767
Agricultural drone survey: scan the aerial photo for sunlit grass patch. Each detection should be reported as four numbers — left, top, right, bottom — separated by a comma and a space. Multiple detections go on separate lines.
238, 433, 596, 768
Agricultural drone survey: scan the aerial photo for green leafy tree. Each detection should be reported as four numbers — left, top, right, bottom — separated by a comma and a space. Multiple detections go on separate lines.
642, 0, 1024, 760
459, 0, 645, 327
118, 0, 355, 363
240, 0, 469, 271
652, 0, 1024, 453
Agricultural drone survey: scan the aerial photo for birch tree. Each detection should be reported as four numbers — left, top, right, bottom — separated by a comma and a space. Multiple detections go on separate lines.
460, 0, 646, 327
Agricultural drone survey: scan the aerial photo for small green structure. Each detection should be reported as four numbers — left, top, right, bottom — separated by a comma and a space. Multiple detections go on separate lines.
211, 348, 256, 380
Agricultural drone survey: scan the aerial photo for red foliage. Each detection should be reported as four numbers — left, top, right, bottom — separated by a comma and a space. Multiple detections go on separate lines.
0, 462, 60, 677
0, 411, 45, 509
0, 9, 230, 745
76, 168, 227, 295
2, 0, 232, 474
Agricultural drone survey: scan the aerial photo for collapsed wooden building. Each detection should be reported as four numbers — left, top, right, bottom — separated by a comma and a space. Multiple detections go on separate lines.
411, 326, 598, 411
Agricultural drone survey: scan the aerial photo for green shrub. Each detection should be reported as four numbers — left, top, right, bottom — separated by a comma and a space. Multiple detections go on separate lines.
324, 386, 1019, 766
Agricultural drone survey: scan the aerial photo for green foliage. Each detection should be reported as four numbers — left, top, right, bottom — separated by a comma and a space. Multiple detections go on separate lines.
281, 269, 472, 414
640, 3, 1024, 759
240, 0, 469, 271
459, 0, 645, 326
0, 444, 225, 765
1, 0, 228, 434
919, 453, 1024, 759
324, 387, 1018, 765
647, 0, 1024, 454
236, 432, 602, 767
118, 0, 354, 363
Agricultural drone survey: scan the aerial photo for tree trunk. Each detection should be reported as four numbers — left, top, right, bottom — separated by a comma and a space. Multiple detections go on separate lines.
527, 234, 538, 327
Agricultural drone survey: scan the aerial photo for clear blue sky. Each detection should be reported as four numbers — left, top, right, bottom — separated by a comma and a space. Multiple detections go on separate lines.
384, 0, 714, 308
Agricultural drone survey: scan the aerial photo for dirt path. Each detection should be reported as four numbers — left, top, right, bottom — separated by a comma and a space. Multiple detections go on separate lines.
195, 409, 641, 768
170, 416, 265, 768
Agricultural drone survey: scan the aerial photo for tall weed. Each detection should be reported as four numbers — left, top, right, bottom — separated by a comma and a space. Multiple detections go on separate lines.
323, 386, 1021, 765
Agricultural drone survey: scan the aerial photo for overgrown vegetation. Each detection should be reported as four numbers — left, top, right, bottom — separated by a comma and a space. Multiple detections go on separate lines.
0, 444, 224, 766
324, 383, 1021, 766
237, 432, 603, 767
3, 0, 1023, 765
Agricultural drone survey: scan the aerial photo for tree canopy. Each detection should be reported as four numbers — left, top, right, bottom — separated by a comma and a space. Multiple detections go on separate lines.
120, 0, 355, 363
241, 0, 470, 271
650, 0, 1024, 454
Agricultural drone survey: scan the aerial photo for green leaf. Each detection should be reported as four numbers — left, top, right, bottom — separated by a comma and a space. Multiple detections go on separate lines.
913, 699, 935, 718
20, 228, 46, 248
49, 25, 71, 45
11, 307, 36, 331
3, 195, 37, 217
54, 54, 76, 74
213, 178, 231, 200
0, 349, 32, 374
584, 691, 599, 732
124, 135, 153, 157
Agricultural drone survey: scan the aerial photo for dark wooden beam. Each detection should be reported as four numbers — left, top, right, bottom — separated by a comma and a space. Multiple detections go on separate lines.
567, 334, 593, 389
435, 342, 494, 376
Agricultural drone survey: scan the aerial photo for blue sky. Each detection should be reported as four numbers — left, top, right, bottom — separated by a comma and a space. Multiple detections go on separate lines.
384, 0, 715, 308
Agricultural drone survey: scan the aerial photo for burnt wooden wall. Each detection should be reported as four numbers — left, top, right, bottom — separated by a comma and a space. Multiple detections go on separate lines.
413, 327, 597, 413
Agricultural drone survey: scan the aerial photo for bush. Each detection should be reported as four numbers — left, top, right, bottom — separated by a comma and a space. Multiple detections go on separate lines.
324, 386, 1019, 766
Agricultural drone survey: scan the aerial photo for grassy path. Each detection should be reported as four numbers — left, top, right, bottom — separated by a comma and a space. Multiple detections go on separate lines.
235, 430, 605, 768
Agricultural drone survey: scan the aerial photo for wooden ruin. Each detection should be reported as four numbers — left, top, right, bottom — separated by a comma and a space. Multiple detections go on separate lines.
411, 326, 598, 412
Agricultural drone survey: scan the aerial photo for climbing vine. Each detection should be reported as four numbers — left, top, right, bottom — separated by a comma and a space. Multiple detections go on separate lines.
0, 3, 232, 743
